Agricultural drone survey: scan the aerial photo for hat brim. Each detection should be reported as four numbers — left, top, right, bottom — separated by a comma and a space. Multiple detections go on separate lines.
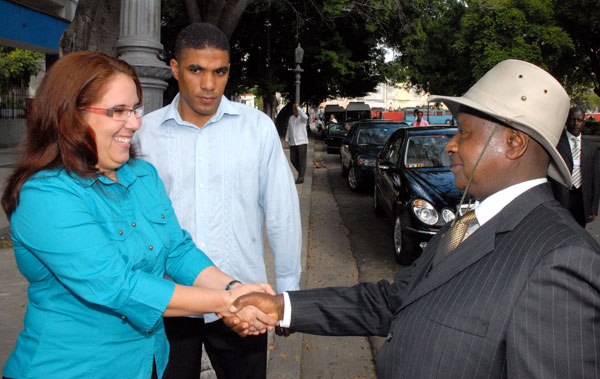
429, 94, 572, 188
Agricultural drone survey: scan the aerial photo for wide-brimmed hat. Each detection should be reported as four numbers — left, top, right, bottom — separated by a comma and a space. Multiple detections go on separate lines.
429, 59, 571, 187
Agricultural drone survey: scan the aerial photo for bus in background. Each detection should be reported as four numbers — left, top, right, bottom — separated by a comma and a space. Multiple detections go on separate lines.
403, 107, 454, 125
346, 102, 372, 122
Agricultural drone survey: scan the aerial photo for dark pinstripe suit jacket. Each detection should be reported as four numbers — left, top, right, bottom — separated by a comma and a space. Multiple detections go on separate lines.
288, 183, 600, 378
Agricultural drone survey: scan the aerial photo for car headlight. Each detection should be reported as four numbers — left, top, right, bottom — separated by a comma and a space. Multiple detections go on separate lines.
412, 199, 439, 225
441, 208, 455, 223
358, 157, 376, 167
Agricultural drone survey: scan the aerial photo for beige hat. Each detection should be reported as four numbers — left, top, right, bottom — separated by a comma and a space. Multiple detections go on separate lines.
429, 59, 571, 187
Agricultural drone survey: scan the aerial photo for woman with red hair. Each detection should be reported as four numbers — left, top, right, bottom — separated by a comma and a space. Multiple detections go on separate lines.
1, 52, 275, 379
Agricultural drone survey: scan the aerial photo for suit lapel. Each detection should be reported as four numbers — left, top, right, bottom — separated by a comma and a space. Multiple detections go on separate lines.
398, 183, 556, 311
557, 132, 573, 172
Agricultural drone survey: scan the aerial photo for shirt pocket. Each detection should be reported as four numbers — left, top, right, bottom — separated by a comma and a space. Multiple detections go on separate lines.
98, 220, 150, 270
141, 204, 171, 249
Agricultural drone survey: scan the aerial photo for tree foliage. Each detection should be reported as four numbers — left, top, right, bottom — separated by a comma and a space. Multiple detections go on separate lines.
161, 0, 399, 118
386, 0, 581, 98
553, 0, 600, 97
0, 47, 44, 92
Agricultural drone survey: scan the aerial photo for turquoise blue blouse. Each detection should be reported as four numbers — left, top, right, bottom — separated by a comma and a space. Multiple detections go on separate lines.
2, 159, 213, 379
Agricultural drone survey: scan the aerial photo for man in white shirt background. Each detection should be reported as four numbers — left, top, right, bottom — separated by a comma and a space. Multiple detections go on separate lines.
284, 103, 309, 184
134, 22, 301, 379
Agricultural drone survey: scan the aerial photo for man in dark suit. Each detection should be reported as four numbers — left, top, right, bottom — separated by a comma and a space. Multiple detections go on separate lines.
550, 106, 600, 226
227, 60, 600, 378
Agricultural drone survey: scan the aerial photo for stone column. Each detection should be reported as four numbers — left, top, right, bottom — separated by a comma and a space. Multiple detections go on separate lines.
115, 0, 171, 113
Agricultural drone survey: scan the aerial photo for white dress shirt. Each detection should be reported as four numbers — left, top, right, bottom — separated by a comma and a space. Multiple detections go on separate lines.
285, 107, 309, 146
281, 178, 548, 326
565, 129, 581, 175
135, 94, 302, 322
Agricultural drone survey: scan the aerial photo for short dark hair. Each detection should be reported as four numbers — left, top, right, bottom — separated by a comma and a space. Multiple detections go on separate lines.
174, 22, 230, 60
569, 106, 584, 116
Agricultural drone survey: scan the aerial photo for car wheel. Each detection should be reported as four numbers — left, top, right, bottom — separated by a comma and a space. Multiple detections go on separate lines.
373, 185, 384, 216
393, 214, 415, 265
347, 163, 360, 191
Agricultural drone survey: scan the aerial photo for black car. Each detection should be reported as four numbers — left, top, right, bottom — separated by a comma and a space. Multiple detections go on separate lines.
323, 121, 349, 154
373, 126, 473, 265
340, 120, 406, 191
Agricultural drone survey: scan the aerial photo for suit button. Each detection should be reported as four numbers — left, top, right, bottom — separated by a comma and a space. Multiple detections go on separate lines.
121, 315, 126, 320
148, 245, 153, 250
132, 222, 136, 227
148, 329, 153, 334
386, 332, 393, 342
118, 230, 123, 235
161, 214, 165, 219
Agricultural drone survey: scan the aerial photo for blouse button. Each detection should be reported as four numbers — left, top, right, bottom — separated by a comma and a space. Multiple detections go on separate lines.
118, 230, 123, 235
131, 222, 136, 227
148, 245, 154, 251
161, 214, 165, 219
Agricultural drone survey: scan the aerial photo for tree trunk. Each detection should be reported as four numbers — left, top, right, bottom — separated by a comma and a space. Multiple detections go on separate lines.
188, 0, 255, 38
59, 0, 121, 57
263, 91, 278, 121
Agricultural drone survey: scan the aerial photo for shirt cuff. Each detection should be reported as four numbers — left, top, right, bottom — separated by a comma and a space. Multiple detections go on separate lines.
281, 291, 292, 327
276, 274, 301, 293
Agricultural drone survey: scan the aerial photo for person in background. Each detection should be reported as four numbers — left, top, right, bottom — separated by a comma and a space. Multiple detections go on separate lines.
412, 110, 430, 127
329, 113, 338, 123
135, 23, 301, 379
0, 51, 276, 379
284, 103, 309, 184
227, 59, 600, 379
550, 106, 599, 226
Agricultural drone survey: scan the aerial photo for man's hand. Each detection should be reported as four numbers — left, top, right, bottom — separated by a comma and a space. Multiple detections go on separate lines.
283, 141, 289, 148
224, 292, 286, 337
588, 214, 596, 222
275, 326, 292, 337
216, 283, 278, 335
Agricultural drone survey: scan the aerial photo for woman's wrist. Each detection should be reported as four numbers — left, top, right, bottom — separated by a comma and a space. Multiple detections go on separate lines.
225, 279, 242, 291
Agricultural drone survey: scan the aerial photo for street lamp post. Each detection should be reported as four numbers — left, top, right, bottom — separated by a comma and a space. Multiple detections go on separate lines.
293, 43, 304, 104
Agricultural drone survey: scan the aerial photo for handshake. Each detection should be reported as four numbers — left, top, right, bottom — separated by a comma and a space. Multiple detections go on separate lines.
219, 284, 289, 337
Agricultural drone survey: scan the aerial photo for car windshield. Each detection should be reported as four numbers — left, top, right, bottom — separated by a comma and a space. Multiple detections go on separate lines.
357, 126, 397, 145
327, 123, 348, 136
404, 135, 453, 168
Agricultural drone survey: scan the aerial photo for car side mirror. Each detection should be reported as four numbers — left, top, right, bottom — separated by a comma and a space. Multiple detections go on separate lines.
377, 160, 393, 170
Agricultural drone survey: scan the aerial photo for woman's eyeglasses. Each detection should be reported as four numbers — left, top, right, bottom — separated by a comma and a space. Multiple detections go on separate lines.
84, 105, 145, 121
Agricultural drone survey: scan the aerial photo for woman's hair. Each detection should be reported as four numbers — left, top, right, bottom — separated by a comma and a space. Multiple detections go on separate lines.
1, 51, 143, 217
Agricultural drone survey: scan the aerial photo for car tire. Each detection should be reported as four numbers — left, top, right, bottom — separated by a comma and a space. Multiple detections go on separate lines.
393, 214, 417, 265
373, 185, 385, 216
347, 162, 361, 191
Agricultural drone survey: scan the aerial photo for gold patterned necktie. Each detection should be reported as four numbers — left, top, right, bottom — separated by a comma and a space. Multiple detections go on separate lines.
571, 138, 582, 189
437, 210, 478, 258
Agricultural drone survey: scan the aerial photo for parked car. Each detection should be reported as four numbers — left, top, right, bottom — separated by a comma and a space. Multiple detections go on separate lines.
340, 120, 407, 191
373, 125, 473, 265
323, 121, 350, 154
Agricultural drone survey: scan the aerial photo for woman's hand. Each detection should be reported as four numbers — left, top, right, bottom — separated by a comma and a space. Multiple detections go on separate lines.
217, 283, 278, 334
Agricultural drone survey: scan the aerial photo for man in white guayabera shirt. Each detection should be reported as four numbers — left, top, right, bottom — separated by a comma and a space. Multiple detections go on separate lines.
134, 22, 301, 379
